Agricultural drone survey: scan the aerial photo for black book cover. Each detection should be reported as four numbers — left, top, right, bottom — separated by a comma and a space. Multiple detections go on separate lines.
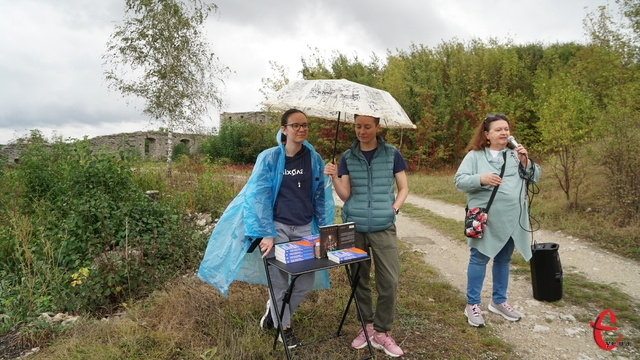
337, 222, 356, 249
318, 224, 338, 258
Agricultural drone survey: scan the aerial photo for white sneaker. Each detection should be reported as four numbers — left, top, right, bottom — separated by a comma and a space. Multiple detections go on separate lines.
259, 300, 274, 329
488, 301, 522, 321
464, 304, 485, 327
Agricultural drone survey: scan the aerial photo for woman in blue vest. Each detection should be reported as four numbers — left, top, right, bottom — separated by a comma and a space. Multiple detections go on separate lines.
324, 114, 408, 358
454, 113, 541, 328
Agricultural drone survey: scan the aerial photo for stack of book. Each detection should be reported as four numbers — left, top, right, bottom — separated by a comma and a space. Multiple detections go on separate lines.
327, 247, 368, 264
317, 222, 356, 258
275, 238, 316, 264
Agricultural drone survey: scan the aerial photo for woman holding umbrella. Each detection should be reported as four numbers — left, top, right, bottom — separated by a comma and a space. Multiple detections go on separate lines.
325, 114, 408, 358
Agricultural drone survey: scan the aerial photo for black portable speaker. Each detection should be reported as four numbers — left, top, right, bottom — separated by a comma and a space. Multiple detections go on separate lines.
529, 242, 563, 302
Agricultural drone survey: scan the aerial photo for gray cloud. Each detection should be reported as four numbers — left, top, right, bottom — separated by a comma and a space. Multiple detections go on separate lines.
214, 0, 455, 52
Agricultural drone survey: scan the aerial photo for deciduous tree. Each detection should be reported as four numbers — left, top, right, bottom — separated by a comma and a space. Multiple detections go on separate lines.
103, 0, 229, 175
534, 71, 595, 207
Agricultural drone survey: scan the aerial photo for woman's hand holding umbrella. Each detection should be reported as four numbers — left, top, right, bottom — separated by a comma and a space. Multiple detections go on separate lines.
324, 162, 338, 179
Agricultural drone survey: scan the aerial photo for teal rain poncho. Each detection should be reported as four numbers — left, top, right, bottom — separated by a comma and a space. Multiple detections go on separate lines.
197, 130, 335, 296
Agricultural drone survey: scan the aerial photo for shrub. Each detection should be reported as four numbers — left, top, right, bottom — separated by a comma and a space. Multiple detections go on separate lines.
0, 132, 207, 326
172, 141, 190, 160
199, 118, 279, 164
597, 112, 640, 224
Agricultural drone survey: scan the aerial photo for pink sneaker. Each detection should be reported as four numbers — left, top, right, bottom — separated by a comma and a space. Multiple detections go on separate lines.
371, 331, 404, 357
351, 323, 374, 349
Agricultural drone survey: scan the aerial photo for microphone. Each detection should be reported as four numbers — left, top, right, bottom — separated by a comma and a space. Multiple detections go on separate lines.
507, 136, 519, 150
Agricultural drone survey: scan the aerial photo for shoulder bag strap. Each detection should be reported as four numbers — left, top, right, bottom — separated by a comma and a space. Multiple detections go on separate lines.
485, 152, 507, 213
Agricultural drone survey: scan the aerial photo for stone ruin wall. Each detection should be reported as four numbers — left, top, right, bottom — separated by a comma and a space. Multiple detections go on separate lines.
0, 143, 24, 164
1, 112, 274, 164
219, 111, 273, 125
1, 131, 205, 164
89, 131, 207, 161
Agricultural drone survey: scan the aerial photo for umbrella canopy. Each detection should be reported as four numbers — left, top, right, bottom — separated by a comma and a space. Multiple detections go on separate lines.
263, 79, 416, 129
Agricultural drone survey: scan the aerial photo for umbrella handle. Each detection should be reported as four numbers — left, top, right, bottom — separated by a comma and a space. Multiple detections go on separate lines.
332, 112, 341, 163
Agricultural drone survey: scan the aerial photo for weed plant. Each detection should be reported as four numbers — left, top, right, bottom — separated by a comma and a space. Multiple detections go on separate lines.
0, 133, 238, 334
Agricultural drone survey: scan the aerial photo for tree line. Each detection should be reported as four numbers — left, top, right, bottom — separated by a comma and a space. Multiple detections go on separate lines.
289, 3, 639, 221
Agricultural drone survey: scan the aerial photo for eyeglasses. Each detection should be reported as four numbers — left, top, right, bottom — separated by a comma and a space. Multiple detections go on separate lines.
284, 123, 310, 131
484, 113, 506, 122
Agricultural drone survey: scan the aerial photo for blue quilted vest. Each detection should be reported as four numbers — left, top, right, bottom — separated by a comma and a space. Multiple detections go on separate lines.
342, 136, 396, 233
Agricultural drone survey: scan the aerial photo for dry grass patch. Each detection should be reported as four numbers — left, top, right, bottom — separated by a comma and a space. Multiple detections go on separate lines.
27, 242, 516, 359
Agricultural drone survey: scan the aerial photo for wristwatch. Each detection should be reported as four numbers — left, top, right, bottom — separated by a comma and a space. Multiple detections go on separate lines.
393, 206, 400, 215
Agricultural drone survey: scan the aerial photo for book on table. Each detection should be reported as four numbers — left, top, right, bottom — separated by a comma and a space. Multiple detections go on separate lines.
300, 234, 320, 243
274, 237, 316, 264
275, 251, 316, 264
327, 247, 368, 264
337, 222, 356, 249
318, 222, 357, 258
318, 225, 338, 258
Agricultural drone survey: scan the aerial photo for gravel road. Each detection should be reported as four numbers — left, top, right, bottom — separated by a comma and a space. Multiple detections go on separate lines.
334, 192, 639, 359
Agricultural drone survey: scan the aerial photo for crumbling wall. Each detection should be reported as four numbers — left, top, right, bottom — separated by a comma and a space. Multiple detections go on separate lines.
1, 131, 205, 163
219, 111, 273, 124
0, 143, 23, 164
89, 131, 206, 160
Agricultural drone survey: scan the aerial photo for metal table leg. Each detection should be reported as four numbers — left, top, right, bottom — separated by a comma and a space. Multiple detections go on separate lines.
264, 257, 300, 360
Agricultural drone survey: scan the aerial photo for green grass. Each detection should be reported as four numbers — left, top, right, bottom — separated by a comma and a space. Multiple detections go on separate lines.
25, 241, 516, 359
407, 170, 466, 205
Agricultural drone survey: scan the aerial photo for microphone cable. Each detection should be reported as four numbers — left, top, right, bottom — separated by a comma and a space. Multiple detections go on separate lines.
517, 156, 541, 234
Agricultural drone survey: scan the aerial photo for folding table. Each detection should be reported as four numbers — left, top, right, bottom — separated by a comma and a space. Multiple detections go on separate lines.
263, 256, 374, 360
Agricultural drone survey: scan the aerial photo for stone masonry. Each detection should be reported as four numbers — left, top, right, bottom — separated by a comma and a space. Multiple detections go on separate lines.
89, 131, 205, 161
1, 111, 274, 163
1, 131, 205, 164
219, 111, 273, 125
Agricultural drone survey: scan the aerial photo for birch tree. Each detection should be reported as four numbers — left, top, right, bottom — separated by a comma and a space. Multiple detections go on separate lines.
103, 0, 228, 175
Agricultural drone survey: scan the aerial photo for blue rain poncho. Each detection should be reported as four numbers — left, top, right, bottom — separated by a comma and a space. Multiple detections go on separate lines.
197, 130, 335, 296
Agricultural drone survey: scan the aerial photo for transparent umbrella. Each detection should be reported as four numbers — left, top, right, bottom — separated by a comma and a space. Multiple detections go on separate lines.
263, 78, 415, 158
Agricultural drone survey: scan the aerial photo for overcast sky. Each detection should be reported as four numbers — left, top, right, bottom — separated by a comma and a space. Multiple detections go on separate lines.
0, 0, 612, 144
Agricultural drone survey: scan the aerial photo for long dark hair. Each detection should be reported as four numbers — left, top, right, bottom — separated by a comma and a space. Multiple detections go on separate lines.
466, 113, 510, 151
280, 109, 306, 144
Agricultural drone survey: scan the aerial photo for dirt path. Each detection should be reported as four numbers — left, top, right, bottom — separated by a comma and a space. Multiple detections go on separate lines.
403, 194, 640, 301
398, 194, 640, 359
335, 192, 640, 359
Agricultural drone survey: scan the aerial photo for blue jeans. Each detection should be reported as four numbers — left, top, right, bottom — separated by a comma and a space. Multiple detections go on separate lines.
466, 238, 514, 305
